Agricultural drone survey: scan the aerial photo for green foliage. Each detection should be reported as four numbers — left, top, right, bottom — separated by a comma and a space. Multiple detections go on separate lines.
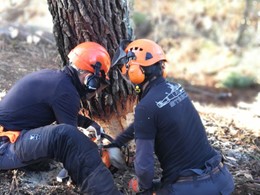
132, 12, 147, 26
222, 72, 256, 88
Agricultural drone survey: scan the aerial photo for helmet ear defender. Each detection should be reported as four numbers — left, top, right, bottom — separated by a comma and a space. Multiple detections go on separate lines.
84, 62, 101, 92
128, 64, 145, 84
126, 63, 166, 85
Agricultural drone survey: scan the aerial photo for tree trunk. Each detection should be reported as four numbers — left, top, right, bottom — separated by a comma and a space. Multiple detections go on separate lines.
47, 0, 137, 137
236, 0, 251, 46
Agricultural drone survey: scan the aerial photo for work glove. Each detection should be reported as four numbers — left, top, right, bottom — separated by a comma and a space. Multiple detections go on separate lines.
128, 176, 151, 194
82, 122, 104, 139
129, 177, 162, 194
128, 176, 141, 193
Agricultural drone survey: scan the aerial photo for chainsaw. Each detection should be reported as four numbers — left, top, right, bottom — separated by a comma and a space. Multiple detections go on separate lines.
83, 126, 130, 173
56, 127, 130, 182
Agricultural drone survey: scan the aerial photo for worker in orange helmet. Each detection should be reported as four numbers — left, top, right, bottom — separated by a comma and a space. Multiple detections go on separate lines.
107, 39, 235, 194
0, 42, 121, 194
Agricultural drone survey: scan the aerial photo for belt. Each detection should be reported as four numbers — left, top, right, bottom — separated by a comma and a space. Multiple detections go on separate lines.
176, 162, 224, 183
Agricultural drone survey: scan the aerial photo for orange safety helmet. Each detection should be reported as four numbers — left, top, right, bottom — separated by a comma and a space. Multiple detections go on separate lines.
124, 39, 167, 84
68, 42, 111, 75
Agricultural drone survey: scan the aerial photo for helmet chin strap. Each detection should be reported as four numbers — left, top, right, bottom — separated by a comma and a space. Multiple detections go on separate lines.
93, 62, 101, 76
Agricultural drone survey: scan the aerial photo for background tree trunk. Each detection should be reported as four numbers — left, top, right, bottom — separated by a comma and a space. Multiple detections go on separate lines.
236, 0, 252, 46
47, 0, 137, 137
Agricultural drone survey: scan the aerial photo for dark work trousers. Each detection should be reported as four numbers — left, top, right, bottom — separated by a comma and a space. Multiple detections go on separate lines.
155, 154, 234, 195
0, 124, 120, 195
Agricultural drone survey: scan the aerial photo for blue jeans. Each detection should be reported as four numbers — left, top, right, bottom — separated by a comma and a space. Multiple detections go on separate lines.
156, 155, 234, 195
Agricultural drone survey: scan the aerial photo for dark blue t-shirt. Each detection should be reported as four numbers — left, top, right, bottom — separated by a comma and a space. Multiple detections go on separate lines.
134, 77, 217, 184
0, 69, 80, 130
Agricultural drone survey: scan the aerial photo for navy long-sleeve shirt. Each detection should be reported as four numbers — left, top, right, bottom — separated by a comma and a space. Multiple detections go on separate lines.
0, 68, 92, 130
115, 77, 217, 190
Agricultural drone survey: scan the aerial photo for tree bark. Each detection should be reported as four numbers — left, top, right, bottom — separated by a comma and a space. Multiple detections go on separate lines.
236, 0, 251, 46
47, 0, 137, 137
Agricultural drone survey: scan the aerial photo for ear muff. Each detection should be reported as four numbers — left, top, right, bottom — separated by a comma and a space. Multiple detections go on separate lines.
84, 62, 101, 92
84, 74, 100, 92
128, 64, 145, 84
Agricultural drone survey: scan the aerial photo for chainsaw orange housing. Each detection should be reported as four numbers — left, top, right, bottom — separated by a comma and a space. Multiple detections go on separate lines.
101, 149, 111, 168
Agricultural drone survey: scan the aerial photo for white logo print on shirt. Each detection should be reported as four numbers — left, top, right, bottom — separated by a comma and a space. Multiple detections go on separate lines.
156, 83, 187, 108
29, 134, 41, 140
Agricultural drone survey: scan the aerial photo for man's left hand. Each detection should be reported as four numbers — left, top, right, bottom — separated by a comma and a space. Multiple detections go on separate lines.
83, 122, 103, 139
128, 176, 143, 193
